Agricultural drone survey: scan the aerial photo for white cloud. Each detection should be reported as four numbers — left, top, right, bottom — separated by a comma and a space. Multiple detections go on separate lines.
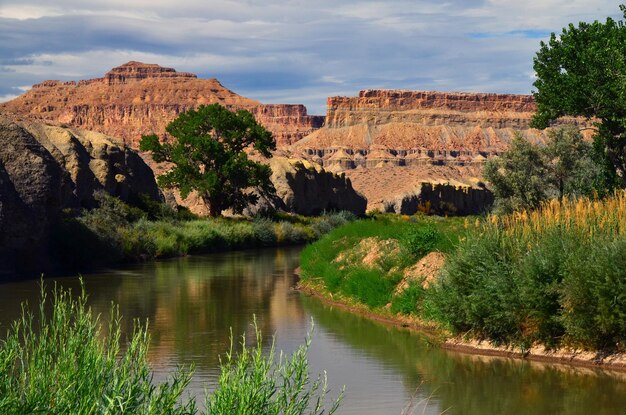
0, 0, 622, 114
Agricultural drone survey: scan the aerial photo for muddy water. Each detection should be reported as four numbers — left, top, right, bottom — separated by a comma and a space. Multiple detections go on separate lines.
0, 247, 624, 414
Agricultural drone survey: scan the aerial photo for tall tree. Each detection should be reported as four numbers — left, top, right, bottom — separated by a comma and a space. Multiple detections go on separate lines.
531, 5, 626, 189
140, 104, 276, 217
484, 134, 548, 214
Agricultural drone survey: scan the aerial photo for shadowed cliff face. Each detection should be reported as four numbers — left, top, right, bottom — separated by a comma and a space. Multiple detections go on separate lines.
0, 117, 161, 278
0, 61, 323, 147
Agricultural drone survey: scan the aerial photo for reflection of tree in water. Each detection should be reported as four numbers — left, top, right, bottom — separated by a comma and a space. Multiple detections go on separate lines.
302, 297, 626, 415
83, 247, 304, 372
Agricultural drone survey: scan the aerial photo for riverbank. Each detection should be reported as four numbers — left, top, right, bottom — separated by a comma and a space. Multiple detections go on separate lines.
44, 191, 357, 277
298, 204, 626, 372
297, 280, 626, 372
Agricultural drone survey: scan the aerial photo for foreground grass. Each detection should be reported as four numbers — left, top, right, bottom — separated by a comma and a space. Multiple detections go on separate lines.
0, 283, 342, 414
302, 194, 626, 354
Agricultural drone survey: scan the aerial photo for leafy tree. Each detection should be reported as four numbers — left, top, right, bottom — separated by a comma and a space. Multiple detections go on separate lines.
140, 104, 276, 217
484, 128, 603, 213
542, 127, 601, 199
484, 134, 548, 213
531, 5, 626, 189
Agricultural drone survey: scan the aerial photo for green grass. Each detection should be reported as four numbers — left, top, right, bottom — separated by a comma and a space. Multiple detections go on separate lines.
300, 214, 467, 312
0, 282, 343, 415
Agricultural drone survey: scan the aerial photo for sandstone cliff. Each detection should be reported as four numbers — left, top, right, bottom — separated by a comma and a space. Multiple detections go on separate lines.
293, 89, 592, 170
383, 182, 494, 216
0, 117, 161, 277
1, 61, 323, 146
266, 157, 366, 216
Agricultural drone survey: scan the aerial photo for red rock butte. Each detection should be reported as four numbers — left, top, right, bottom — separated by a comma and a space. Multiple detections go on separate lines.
0, 61, 324, 147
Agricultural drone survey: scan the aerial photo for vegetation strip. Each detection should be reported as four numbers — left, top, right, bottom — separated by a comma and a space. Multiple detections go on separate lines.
299, 200, 626, 372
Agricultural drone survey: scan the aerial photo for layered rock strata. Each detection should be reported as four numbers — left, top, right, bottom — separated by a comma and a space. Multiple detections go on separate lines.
293, 89, 591, 170
1, 61, 323, 147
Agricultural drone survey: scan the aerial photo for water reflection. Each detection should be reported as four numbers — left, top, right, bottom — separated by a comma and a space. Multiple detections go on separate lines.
0, 247, 625, 414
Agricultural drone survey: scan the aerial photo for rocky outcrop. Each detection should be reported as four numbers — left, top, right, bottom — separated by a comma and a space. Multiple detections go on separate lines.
0, 117, 161, 278
0, 119, 73, 278
245, 157, 367, 216
24, 123, 161, 207
293, 89, 592, 169
1, 61, 323, 147
383, 182, 493, 216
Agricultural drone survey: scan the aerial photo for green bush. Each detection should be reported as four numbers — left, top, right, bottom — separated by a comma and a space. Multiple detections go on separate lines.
0, 283, 343, 415
429, 194, 626, 351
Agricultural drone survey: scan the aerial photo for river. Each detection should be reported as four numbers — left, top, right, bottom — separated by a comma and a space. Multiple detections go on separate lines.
0, 247, 625, 414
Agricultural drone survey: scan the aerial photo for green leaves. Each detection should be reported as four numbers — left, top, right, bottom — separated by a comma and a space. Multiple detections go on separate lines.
532, 6, 626, 186
484, 128, 603, 213
140, 103, 277, 216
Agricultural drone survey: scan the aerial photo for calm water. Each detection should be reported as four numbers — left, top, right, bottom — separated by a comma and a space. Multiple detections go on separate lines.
1, 247, 625, 414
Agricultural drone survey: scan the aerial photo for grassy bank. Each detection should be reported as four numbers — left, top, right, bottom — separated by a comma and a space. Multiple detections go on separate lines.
300, 214, 466, 312
0, 282, 342, 414
301, 194, 626, 355
51, 192, 355, 271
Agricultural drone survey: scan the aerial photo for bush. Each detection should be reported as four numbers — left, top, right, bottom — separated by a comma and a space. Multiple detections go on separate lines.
429, 193, 626, 351
402, 225, 440, 258
206, 320, 343, 415
0, 283, 343, 415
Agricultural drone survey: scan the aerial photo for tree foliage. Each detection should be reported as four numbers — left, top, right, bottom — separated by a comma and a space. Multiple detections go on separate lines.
531, 5, 626, 188
484, 128, 601, 213
140, 104, 276, 217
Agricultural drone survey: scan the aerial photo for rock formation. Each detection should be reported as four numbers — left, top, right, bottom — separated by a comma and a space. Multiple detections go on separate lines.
293, 89, 592, 170
0, 117, 161, 278
267, 157, 367, 216
383, 182, 494, 216
1, 61, 323, 147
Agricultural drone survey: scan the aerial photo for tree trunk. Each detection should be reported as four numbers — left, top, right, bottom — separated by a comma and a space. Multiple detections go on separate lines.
203, 195, 222, 217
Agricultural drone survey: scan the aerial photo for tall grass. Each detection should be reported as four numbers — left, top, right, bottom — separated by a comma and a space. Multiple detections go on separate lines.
207, 319, 343, 415
0, 283, 343, 414
429, 192, 626, 351
0, 283, 196, 414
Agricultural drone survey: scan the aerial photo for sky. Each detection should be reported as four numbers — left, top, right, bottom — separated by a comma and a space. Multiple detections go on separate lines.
0, 0, 621, 114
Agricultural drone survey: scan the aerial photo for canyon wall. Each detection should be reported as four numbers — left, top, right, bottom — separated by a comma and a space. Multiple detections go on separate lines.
293, 89, 591, 171
1, 61, 323, 147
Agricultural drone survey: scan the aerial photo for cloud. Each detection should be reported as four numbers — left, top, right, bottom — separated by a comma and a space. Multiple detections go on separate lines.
0, 0, 621, 114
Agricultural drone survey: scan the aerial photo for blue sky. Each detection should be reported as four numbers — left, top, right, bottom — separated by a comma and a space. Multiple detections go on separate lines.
0, 0, 620, 114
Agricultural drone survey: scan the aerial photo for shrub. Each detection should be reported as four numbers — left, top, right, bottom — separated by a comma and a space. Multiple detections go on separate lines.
206, 320, 343, 415
0, 282, 196, 414
402, 225, 440, 258
430, 192, 626, 351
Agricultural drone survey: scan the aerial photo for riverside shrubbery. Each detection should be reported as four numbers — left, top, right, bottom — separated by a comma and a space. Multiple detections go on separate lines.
51, 192, 355, 270
300, 215, 465, 310
429, 193, 626, 351
0, 283, 342, 414
301, 194, 626, 353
